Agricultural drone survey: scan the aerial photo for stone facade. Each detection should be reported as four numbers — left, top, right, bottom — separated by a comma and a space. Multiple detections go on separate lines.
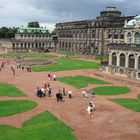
101, 16, 140, 80
0, 39, 13, 53
124, 15, 140, 45
11, 27, 54, 53
102, 44, 140, 80
55, 7, 134, 55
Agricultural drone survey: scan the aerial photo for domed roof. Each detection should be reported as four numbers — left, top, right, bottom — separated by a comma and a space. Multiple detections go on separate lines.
126, 15, 140, 27
101, 7, 121, 13
134, 15, 140, 20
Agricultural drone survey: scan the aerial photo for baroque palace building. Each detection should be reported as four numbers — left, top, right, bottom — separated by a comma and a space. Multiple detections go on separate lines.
102, 16, 140, 80
0, 26, 57, 53
55, 7, 134, 55
11, 26, 53, 53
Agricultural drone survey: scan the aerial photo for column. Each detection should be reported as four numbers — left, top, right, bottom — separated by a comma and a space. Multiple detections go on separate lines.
109, 52, 112, 65
132, 32, 135, 44
117, 53, 120, 67
125, 53, 129, 68
134, 55, 138, 69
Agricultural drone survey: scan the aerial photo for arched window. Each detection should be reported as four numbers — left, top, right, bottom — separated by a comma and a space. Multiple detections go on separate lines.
120, 53, 125, 67
128, 54, 135, 68
127, 32, 132, 43
138, 56, 140, 69
112, 52, 117, 65
135, 32, 140, 44
114, 30, 118, 39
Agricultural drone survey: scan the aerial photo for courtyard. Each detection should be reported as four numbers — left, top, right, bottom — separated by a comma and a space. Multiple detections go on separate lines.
0, 52, 140, 140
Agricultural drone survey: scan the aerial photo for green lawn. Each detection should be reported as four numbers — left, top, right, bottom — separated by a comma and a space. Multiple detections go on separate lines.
112, 98, 140, 112
0, 111, 77, 140
0, 100, 37, 116
137, 93, 140, 100
0, 83, 25, 96
95, 56, 109, 60
92, 86, 130, 95
57, 75, 110, 89
32, 58, 100, 72
56, 51, 77, 56
0, 53, 54, 58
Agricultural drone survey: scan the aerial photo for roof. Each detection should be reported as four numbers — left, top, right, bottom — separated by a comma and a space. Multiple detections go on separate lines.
101, 7, 121, 13
126, 15, 140, 27
17, 26, 49, 33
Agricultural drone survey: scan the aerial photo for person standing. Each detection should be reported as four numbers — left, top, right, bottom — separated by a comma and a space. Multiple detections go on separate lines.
62, 88, 66, 96
68, 89, 72, 98
56, 90, 61, 102
53, 74, 56, 81
48, 87, 52, 97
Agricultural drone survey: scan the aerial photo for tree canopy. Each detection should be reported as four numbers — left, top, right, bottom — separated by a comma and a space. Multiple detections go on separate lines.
0, 27, 17, 38
27, 21, 40, 28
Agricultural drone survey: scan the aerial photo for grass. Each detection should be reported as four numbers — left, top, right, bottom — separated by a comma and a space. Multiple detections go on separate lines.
0, 111, 77, 140
57, 75, 110, 89
0, 53, 54, 58
56, 51, 77, 56
112, 98, 140, 112
0, 100, 37, 116
95, 56, 109, 60
91, 86, 130, 95
0, 83, 25, 96
32, 58, 100, 72
137, 93, 140, 100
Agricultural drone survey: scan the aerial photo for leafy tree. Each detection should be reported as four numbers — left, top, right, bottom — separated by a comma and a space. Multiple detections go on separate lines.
27, 21, 40, 28
0, 27, 18, 38
5, 31, 15, 38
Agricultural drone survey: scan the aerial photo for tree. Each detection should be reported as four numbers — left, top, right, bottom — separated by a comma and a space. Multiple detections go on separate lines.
27, 21, 40, 28
0, 27, 18, 38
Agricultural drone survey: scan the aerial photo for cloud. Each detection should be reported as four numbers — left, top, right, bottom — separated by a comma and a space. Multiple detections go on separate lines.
0, 0, 139, 31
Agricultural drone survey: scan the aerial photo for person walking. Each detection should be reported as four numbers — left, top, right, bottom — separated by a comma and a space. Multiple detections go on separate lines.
11, 66, 15, 75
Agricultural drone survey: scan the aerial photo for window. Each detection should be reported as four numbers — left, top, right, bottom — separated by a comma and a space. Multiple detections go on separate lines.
120, 33, 124, 39
135, 32, 140, 44
120, 53, 125, 67
128, 54, 135, 68
114, 32, 118, 39
127, 32, 132, 43
112, 52, 117, 65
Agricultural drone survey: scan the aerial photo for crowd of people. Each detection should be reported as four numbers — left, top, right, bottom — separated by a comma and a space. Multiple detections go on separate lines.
35, 81, 73, 102
0, 57, 96, 116
35, 76, 96, 115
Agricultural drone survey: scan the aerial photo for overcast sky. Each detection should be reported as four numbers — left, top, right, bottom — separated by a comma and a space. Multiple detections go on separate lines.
0, 0, 139, 31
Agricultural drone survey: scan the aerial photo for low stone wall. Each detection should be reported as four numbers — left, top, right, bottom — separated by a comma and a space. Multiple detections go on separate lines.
101, 65, 140, 80
0, 39, 12, 53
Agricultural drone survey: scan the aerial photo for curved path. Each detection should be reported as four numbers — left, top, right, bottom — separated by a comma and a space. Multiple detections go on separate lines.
0, 61, 140, 140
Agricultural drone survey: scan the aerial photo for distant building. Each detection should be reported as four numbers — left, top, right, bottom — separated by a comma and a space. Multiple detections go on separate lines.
0, 39, 12, 53
55, 7, 134, 55
102, 16, 140, 80
11, 26, 53, 53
